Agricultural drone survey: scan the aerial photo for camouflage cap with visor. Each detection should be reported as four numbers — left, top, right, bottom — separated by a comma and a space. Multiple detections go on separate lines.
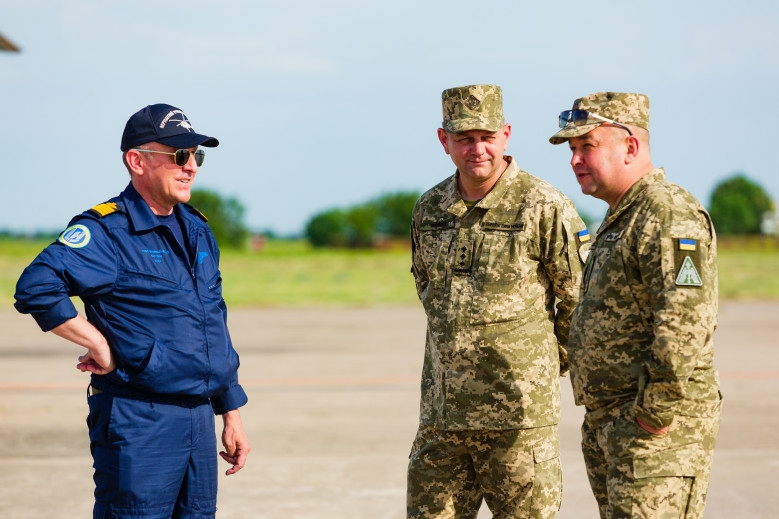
441, 84, 504, 133
549, 92, 649, 145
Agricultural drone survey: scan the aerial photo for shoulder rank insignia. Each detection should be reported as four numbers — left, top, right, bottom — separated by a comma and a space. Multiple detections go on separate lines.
189, 206, 208, 222
88, 202, 119, 218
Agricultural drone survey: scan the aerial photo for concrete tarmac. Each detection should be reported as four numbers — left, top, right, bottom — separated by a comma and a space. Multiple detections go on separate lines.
1, 301, 777, 518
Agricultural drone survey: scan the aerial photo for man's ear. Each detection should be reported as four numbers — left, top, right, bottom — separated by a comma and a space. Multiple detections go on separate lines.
124, 150, 144, 175
502, 123, 512, 151
624, 134, 640, 165
437, 128, 451, 155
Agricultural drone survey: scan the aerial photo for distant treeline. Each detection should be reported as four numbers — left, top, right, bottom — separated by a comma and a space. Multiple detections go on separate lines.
4, 173, 775, 250
305, 191, 419, 248
0, 230, 58, 240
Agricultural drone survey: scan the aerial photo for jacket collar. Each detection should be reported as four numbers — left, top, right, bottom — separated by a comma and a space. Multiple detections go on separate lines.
119, 182, 192, 233
605, 167, 666, 223
445, 155, 520, 217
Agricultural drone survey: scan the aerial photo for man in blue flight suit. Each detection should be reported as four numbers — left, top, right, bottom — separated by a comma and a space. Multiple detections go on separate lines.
15, 103, 250, 518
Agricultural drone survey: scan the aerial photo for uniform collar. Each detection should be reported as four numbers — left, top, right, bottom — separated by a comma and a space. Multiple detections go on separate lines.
445, 155, 520, 216
605, 167, 666, 223
120, 182, 190, 233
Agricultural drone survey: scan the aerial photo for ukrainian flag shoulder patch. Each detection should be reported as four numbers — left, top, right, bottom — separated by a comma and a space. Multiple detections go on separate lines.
576, 229, 591, 263
678, 238, 696, 251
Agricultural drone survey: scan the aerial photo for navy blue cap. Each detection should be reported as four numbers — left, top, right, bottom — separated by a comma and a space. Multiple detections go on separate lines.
120, 103, 219, 151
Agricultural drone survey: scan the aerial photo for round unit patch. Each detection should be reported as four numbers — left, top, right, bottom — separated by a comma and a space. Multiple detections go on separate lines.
58, 224, 91, 248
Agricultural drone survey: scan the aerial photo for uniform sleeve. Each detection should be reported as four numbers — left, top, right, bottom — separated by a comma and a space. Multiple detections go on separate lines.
633, 202, 717, 430
410, 205, 428, 301
14, 219, 120, 332
210, 384, 249, 415
541, 197, 587, 375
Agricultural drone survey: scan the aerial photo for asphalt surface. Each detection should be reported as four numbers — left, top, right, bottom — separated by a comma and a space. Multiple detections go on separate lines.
1, 302, 777, 518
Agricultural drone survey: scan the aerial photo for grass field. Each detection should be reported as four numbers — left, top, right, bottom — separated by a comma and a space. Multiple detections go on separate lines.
2, 236, 777, 309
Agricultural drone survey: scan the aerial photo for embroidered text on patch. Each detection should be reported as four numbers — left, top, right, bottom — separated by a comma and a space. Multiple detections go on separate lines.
676, 256, 702, 286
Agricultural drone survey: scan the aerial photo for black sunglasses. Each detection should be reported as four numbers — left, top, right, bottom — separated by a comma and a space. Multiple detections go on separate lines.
558, 109, 632, 136
129, 148, 206, 167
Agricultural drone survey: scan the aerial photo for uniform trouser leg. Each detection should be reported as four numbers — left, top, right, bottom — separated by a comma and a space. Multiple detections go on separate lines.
87, 393, 218, 519
407, 425, 562, 519
581, 400, 721, 519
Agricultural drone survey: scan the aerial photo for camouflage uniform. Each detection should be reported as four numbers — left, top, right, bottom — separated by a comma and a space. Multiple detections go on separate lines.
408, 84, 588, 519
551, 93, 722, 519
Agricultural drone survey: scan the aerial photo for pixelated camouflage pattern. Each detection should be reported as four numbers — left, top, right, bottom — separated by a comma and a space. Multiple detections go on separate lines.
407, 425, 562, 518
441, 84, 504, 133
569, 168, 720, 429
411, 157, 586, 430
581, 401, 721, 519
569, 168, 722, 517
549, 91, 650, 145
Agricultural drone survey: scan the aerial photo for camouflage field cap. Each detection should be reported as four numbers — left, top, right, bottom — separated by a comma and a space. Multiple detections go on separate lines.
441, 84, 504, 133
549, 92, 650, 145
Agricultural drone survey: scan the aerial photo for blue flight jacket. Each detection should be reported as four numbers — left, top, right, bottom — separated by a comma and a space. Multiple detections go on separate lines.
14, 183, 247, 415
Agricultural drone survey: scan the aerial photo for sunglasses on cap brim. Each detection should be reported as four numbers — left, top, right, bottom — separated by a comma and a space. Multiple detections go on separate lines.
558, 109, 632, 136
129, 148, 206, 167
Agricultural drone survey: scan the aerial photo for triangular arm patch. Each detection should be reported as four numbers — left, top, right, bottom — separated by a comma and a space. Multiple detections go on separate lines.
675, 256, 703, 286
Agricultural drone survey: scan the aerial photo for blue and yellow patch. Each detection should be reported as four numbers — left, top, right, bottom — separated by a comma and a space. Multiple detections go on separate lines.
58, 224, 91, 248
576, 229, 591, 263
679, 238, 696, 251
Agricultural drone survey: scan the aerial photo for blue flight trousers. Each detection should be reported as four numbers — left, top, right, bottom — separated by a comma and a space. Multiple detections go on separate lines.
87, 390, 217, 519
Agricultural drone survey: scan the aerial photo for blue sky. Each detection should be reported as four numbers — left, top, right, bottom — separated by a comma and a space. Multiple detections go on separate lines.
2, 1, 778, 236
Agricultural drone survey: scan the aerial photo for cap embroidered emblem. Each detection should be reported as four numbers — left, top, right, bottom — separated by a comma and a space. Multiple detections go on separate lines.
465, 95, 481, 110
160, 110, 193, 132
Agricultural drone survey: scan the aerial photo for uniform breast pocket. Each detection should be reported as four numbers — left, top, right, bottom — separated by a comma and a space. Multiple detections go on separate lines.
418, 228, 455, 288
469, 231, 533, 325
115, 269, 180, 299
476, 231, 531, 290
581, 243, 625, 299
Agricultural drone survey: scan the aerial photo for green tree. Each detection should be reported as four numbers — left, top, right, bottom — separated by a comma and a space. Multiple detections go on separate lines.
305, 191, 420, 248
188, 189, 250, 249
345, 203, 380, 247
305, 209, 349, 247
709, 174, 774, 235
375, 191, 419, 237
